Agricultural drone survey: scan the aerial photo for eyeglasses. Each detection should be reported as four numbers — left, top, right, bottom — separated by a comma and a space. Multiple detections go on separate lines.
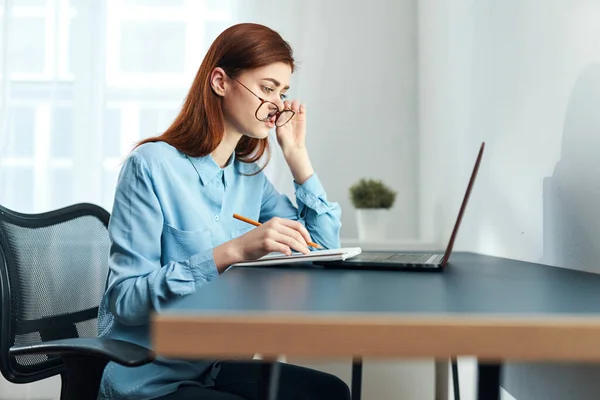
230, 77, 295, 127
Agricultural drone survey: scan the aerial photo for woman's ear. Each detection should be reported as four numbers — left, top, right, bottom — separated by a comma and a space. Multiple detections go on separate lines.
210, 67, 227, 96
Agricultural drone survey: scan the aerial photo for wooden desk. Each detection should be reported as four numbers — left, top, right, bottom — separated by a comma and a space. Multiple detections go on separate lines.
152, 252, 600, 399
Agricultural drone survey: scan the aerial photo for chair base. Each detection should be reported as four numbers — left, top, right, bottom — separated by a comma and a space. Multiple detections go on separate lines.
60, 356, 108, 400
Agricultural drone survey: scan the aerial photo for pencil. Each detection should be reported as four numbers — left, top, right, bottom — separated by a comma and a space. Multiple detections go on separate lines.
232, 213, 320, 248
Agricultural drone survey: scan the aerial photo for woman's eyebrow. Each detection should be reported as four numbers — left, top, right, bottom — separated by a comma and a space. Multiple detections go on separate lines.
262, 77, 290, 90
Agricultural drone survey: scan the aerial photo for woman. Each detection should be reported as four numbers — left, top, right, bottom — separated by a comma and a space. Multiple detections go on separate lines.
97, 22, 349, 400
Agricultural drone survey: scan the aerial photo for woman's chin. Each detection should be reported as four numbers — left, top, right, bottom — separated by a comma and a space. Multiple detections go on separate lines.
244, 127, 271, 140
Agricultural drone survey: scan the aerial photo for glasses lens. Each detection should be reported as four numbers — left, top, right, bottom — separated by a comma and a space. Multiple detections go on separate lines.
275, 110, 295, 127
256, 101, 279, 122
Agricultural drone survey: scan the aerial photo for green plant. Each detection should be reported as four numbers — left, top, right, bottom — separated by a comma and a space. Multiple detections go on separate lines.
349, 178, 396, 209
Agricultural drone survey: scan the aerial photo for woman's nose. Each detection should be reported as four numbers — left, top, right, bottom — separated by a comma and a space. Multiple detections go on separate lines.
274, 97, 285, 111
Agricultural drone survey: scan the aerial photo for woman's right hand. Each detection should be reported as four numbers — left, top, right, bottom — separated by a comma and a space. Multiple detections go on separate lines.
233, 217, 313, 261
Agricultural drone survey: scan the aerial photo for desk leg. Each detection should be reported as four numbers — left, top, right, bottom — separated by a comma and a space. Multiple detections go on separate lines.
260, 361, 281, 400
477, 362, 501, 400
351, 357, 363, 400
451, 358, 460, 400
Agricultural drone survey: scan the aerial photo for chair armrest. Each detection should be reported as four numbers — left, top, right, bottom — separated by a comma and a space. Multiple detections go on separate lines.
10, 338, 154, 367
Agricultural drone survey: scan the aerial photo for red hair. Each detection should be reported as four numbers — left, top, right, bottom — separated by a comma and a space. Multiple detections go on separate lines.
136, 23, 296, 171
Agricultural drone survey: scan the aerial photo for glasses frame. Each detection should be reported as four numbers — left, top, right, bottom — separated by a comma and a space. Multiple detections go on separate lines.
230, 77, 295, 127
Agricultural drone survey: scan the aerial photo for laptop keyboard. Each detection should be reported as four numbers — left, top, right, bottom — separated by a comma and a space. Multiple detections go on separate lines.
354, 253, 439, 264
385, 253, 434, 263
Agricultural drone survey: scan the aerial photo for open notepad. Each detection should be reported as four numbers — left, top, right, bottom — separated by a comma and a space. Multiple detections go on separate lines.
231, 247, 362, 267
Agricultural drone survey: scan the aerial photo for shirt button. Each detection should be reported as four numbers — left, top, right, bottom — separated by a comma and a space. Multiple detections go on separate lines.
214, 215, 220, 221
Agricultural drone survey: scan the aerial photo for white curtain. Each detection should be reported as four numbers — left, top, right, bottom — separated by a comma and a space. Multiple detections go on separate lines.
0, 0, 299, 216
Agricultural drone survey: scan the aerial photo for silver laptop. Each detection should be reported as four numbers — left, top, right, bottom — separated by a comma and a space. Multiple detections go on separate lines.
315, 142, 485, 272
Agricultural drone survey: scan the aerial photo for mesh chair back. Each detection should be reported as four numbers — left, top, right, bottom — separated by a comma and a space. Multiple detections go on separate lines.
0, 203, 110, 383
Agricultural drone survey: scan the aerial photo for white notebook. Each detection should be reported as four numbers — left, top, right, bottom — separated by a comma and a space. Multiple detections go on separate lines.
231, 247, 362, 267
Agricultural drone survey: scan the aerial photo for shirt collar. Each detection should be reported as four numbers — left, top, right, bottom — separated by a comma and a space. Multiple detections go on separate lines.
189, 152, 235, 189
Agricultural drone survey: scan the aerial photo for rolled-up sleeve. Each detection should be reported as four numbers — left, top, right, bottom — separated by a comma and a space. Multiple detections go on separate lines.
259, 173, 342, 250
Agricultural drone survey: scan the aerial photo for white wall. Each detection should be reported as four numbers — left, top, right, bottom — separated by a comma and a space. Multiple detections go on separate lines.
419, 0, 600, 399
258, 0, 420, 241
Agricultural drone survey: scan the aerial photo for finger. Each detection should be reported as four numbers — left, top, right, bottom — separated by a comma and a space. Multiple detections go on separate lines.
263, 223, 308, 254
276, 232, 310, 255
278, 219, 312, 244
299, 103, 306, 114
267, 239, 292, 256
291, 99, 300, 113
283, 100, 291, 110
279, 224, 309, 248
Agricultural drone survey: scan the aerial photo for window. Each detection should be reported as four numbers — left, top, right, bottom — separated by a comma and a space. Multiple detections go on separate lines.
0, 0, 235, 212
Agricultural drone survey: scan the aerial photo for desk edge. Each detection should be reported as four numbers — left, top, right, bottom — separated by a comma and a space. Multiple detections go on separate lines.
152, 313, 600, 361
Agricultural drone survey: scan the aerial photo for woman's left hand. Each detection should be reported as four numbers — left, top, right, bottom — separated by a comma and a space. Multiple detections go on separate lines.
275, 99, 306, 155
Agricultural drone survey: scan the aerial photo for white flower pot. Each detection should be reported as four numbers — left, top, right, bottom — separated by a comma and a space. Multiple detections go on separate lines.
356, 208, 389, 241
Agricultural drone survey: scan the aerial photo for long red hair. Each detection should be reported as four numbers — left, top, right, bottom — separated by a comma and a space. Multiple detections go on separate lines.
136, 23, 296, 171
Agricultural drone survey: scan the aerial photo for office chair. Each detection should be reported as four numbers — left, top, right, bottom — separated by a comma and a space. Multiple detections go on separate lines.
0, 203, 153, 400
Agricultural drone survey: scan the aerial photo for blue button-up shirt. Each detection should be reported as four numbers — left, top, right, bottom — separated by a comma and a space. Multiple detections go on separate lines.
97, 141, 342, 399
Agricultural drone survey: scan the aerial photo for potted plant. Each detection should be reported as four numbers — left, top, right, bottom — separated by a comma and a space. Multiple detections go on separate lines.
349, 178, 397, 240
